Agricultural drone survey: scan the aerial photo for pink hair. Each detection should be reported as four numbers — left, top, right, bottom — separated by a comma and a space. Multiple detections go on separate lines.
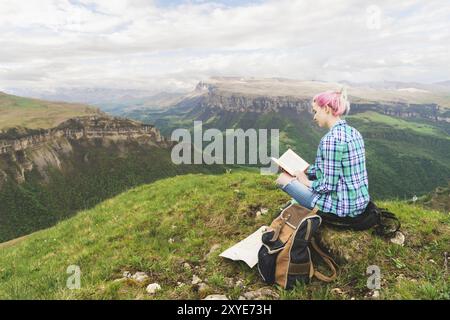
312, 90, 350, 116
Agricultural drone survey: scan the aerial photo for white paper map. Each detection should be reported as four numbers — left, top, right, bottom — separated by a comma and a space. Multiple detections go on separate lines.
219, 226, 269, 268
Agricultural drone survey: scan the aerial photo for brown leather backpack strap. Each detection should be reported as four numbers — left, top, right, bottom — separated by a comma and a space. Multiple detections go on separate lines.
310, 237, 337, 282
270, 221, 284, 242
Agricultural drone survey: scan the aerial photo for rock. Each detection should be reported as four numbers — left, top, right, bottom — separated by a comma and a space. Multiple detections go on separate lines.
206, 244, 221, 259
224, 277, 234, 287
243, 288, 279, 300
238, 296, 247, 300
260, 208, 269, 215
192, 275, 202, 285
146, 283, 161, 294
183, 262, 192, 270
366, 290, 380, 299
396, 274, 405, 280
177, 281, 184, 287
198, 283, 211, 298
256, 211, 262, 217
390, 231, 405, 246
203, 294, 229, 300
331, 288, 344, 295
168, 238, 175, 244
132, 272, 149, 283
122, 271, 132, 278
235, 280, 245, 289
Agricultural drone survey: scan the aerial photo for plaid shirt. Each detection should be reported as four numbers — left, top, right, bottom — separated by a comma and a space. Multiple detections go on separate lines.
306, 119, 370, 217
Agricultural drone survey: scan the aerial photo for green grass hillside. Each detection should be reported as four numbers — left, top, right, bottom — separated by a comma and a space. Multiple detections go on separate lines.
0, 171, 448, 299
0, 91, 100, 130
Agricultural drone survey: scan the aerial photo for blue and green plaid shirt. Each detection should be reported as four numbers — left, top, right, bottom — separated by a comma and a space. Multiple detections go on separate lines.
306, 119, 370, 217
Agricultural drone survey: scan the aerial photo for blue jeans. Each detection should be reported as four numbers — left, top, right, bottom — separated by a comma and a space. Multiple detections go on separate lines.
280, 179, 316, 210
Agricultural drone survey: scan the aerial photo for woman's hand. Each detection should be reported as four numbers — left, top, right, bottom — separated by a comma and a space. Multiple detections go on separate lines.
293, 170, 312, 188
276, 172, 295, 187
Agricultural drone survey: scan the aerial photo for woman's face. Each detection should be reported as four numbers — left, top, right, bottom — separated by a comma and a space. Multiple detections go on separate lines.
312, 101, 330, 128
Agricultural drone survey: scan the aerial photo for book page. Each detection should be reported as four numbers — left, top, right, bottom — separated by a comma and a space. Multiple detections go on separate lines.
273, 149, 309, 176
219, 226, 269, 268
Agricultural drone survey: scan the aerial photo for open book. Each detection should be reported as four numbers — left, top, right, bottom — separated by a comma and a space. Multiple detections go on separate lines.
271, 148, 309, 176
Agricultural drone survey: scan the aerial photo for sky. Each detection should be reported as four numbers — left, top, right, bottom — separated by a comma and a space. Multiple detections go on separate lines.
0, 0, 449, 93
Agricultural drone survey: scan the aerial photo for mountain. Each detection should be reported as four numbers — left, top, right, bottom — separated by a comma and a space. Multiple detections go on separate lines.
433, 80, 450, 87
0, 113, 224, 242
5, 88, 187, 115
122, 77, 450, 200
0, 91, 102, 130
0, 171, 448, 299
5, 87, 158, 105
96, 91, 187, 115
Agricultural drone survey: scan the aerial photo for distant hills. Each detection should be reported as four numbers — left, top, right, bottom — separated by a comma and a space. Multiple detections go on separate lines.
0, 91, 101, 130
182, 77, 450, 108
5, 88, 186, 115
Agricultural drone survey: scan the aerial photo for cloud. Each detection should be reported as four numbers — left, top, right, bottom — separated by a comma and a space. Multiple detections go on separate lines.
0, 0, 449, 92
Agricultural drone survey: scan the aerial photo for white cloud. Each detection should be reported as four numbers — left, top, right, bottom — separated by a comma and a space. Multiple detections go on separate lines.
0, 0, 449, 92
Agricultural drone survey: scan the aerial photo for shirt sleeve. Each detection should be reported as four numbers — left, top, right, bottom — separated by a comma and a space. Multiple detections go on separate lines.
306, 164, 317, 180
311, 136, 345, 194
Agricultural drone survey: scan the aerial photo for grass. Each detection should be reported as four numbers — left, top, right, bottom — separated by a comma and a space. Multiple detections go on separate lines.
347, 111, 450, 139
0, 92, 99, 130
0, 170, 448, 300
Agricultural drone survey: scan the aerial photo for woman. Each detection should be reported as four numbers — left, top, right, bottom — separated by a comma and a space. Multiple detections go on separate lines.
276, 89, 370, 217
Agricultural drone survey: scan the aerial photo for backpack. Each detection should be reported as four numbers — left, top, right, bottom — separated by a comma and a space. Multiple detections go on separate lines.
318, 200, 401, 237
257, 203, 337, 290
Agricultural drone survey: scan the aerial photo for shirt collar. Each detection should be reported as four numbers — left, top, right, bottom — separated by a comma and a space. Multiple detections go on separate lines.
330, 119, 346, 131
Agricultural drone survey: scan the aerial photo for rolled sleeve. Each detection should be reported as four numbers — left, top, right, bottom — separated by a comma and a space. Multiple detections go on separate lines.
306, 164, 317, 180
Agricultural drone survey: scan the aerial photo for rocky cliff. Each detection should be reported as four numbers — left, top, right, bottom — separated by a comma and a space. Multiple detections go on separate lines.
0, 115, 169, 186
183, 79, 450, 122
